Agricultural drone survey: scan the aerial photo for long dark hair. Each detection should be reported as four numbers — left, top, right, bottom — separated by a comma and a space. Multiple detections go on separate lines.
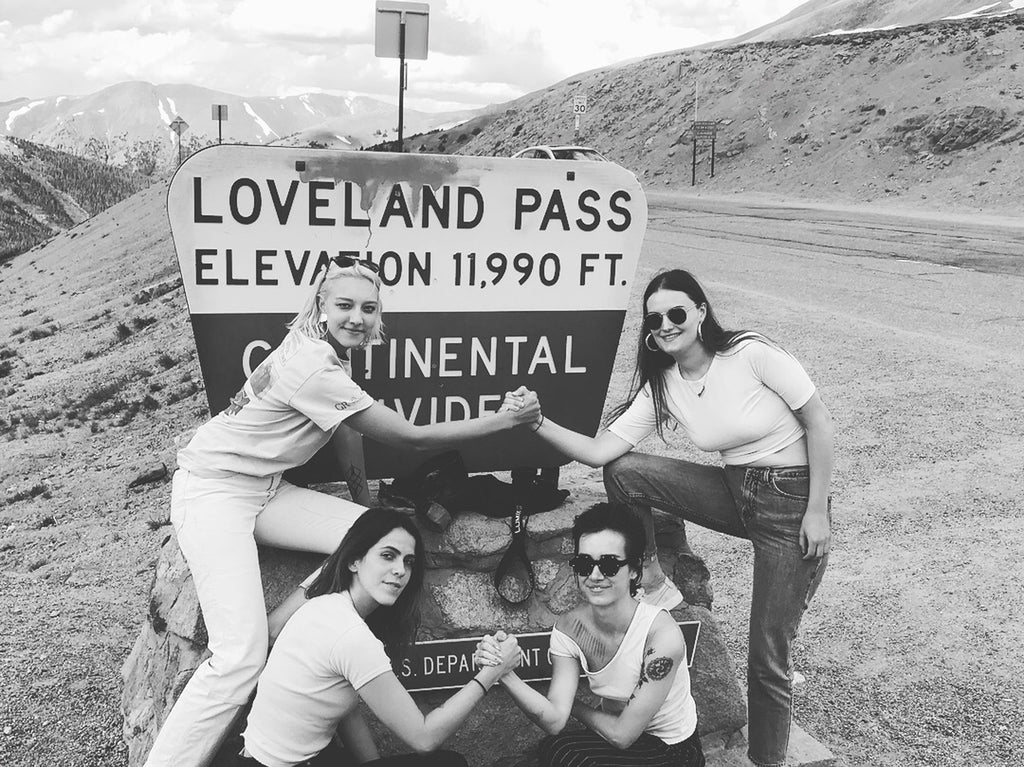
306, 508, 424, 659
607, 269, 766, 439
572, 502, 645, 596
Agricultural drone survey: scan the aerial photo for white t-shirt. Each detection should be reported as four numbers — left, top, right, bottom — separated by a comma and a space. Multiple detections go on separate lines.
178, 331, 374, 478
607, 338, 815, 465
549, 602, 697, 745
242, 592, 393, 767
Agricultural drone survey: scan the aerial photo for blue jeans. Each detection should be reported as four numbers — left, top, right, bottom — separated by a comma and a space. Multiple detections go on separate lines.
604, 454, 829, 767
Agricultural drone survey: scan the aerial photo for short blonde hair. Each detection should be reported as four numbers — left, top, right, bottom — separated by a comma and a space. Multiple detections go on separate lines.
287, 260, 385, 344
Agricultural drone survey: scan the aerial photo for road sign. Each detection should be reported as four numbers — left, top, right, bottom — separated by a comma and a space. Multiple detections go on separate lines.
573, 94, 588, 114
211, 105, 228, 121
167, 146, 648, 479
170, 116, 189, 136
375, 1, 429, 59
693, 120, 716, 141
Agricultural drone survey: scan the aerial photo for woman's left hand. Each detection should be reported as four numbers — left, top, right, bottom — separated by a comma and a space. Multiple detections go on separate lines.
800, 504, 831, 560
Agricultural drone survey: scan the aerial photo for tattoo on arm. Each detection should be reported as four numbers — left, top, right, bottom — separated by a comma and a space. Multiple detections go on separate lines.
646, 655, 675, 681
346, 466, 366, 500
628, 647, 675, 701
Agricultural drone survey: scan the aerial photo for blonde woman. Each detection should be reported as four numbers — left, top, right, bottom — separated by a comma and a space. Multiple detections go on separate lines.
145, 256, 539, 767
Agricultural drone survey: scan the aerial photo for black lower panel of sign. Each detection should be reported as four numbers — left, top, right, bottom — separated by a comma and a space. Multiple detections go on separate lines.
189, 310, 628, 479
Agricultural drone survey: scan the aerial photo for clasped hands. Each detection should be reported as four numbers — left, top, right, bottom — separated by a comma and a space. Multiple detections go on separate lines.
499, 386, 542, 428
473, 631, 521, 677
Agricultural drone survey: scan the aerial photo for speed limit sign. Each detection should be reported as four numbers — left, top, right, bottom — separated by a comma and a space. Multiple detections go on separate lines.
573, 94, 587, 114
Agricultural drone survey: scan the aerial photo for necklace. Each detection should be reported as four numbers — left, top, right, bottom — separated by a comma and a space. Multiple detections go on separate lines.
678, 358, 713, 398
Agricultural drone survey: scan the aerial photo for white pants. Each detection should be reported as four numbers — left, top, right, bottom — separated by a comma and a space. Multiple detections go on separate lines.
143, 468, 366, 767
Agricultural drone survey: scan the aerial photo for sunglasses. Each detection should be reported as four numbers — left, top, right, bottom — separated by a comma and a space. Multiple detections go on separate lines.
330, 255, 380, 273
569, 554, 633, 578
643, 305, 697, 331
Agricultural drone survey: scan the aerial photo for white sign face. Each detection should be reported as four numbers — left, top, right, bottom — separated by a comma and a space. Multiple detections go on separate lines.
375, 0, 430, 60
167, 146, 647, 479
573, 95, 588, 114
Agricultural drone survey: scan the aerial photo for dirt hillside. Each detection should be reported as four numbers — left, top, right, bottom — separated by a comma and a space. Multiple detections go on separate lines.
415, 13, 1024, 215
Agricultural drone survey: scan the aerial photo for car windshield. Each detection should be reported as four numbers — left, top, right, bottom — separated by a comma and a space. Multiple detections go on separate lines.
551, 148, 605, 161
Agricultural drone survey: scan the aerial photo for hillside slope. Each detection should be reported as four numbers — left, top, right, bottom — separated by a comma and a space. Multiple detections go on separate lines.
0, 137, 150, 261
726, 0, 1023, 44
415, 12, 1024, 214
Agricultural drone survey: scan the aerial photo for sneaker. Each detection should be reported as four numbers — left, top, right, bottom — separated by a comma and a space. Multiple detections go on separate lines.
639, 578, 684, 610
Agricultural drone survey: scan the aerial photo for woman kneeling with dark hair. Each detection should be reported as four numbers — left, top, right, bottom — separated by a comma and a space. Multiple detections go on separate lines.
476, 503, 704, 767
239, 508, 521, 767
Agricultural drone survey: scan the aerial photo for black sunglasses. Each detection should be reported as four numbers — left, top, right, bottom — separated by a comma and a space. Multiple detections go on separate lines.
330, 255, 380, 273
569, 554, 633, 578
643, 305, 697, 331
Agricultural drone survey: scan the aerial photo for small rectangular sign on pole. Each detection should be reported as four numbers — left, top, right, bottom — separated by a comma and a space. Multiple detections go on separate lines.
693, 120, 717, 141
572, 94, 588, 114
375, 1, 429, 59
375, 1, 430, 153
211, 104, 228, 144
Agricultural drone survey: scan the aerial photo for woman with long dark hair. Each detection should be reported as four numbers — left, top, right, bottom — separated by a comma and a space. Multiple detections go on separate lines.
240, 508, 521, 766
476, 503, 704, 767
514, 269, 833, 767
145, 257, 539, 767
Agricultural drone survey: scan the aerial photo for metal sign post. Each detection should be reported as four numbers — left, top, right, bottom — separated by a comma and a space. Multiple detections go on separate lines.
211, 104, 228, 144
375, 1, 429, 153
170, 116, 189, 166
573, 94, 587, 141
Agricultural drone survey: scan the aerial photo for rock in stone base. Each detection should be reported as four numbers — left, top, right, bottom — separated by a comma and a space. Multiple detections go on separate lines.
120, 533, 324, 766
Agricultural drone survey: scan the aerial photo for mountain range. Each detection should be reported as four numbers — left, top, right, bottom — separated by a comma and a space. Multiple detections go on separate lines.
0, 81, 478, 165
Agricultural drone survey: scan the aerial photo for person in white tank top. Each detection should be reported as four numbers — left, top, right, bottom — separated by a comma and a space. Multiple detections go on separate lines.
505, 269, 833, 767
475, 503, 705, 767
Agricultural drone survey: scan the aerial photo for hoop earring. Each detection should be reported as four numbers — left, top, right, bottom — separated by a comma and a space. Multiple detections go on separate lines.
318, 312, 329, 338
697, 322, 704, 343
645, 333, 659, 352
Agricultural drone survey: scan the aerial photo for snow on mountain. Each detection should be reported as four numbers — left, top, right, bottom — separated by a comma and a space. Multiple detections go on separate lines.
0, 81, 481, 164
722, 0, 1023, 45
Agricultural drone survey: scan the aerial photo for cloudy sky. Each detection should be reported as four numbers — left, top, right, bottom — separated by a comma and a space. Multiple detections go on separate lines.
0, 1, 807, 112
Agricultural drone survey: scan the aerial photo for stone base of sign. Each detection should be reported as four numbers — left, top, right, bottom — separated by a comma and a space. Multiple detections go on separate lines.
121, 479, 747, 766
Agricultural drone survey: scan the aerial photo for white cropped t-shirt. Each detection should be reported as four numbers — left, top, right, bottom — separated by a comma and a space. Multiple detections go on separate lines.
607, 338, 815, 465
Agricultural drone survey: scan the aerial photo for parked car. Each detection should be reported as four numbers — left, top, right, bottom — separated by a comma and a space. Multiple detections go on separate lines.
511, 145, 608, 161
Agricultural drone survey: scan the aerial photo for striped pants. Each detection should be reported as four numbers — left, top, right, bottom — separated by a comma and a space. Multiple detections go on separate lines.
538, 729, 704, 767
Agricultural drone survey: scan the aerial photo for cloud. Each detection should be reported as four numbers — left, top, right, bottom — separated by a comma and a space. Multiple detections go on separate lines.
227, 0, 371, 42
39, 9, 74, 35
0, 0, 810, 110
